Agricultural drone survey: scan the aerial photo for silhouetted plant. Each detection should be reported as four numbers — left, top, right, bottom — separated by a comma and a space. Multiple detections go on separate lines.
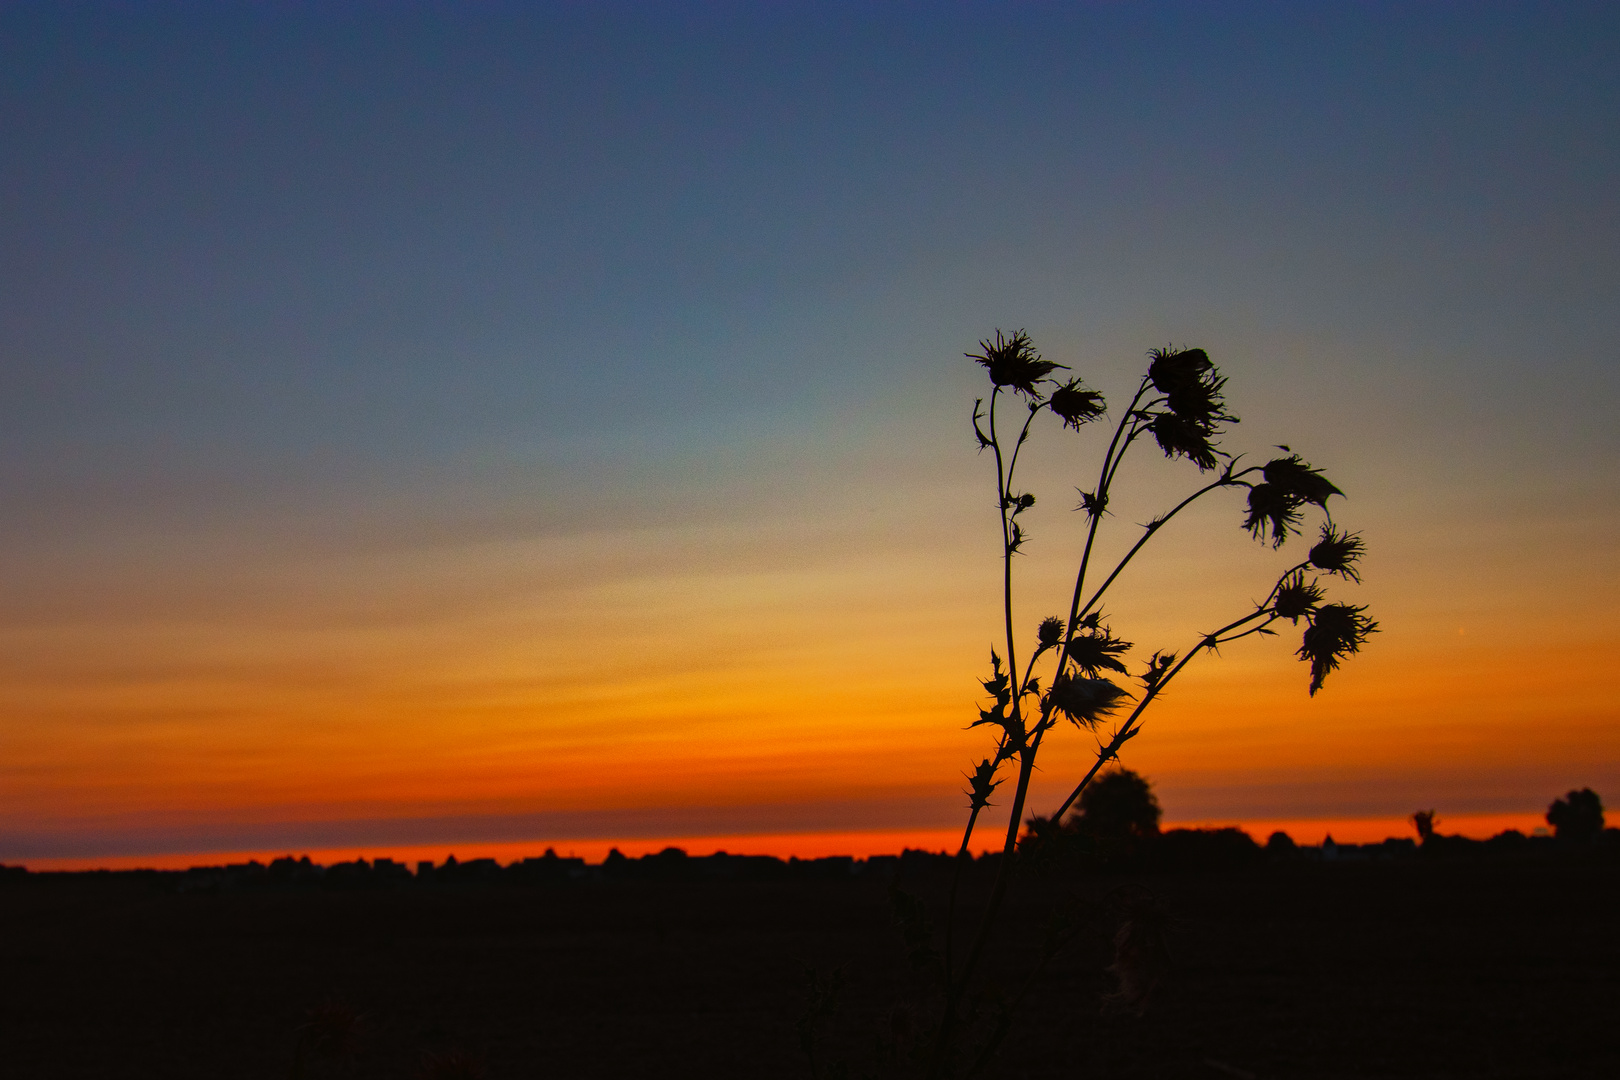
1546, 788, 1605, 842
916, 330, 1375, 1077
1412, 809, 1438, 843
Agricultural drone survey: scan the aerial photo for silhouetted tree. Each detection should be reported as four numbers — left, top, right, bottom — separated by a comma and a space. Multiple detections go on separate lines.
1412, 809, 1438, 842
1546, 788, 1604, 841
1071, 767, 1161, 842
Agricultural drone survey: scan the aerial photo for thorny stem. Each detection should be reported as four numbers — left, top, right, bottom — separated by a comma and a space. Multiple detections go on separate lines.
937, 339, 1367, 1080
936, 389, 1037, 1075
987, 391, 1023, 748
1046, 604, 1276, 827
934, 378, 1152, 1078
944, 731, 1007, 991
1060, 379, 1150, 659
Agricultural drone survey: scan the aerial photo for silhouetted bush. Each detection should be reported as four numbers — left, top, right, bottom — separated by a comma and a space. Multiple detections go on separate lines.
1547, 788, 1605, 842
1265, 831, 1299, 858
1486, 829, 1529, 853
1150, 827, 1262, 871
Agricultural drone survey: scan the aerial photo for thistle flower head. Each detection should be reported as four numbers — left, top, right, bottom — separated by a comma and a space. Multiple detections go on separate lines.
968, 329, 1065, 397
1165, 375, 1233, 425
1262, 455, 1342, 508
1036, 615, 1066, 650
1309, 524, 1365, 582
1147, 346, 1212, 395
1065, 628, 1133, 676
1049, 377, 1107, 430
1273, 570, 1326, 623
1243, 483, 1304, 547
1148, 413, 1221, 471
1047, 672, 1130, 728
1298, 602, 1378, 695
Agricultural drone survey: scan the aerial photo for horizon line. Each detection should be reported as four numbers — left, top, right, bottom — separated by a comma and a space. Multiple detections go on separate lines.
7, 811, 1553, 873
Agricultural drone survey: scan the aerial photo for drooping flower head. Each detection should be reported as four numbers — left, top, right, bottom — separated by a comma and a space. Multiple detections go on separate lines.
1262, 455, 1342, 508
968, 330, 1065, 397
1047, 671, 1130, 728
1242, 483, 1304, 547
1147, 347, 1212, 396
1064, 628, 1133, 676
1148, 413, 1222, 471
1298, 603, 1378, 695
1142, 346, 1235, 470
1049, 377, 1107, 430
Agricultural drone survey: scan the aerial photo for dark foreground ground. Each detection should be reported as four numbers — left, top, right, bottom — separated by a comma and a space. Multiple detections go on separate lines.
2, 853, 1617, 1079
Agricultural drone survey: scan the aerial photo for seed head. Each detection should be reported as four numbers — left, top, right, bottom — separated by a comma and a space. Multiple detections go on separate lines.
1273, 570, 1325, 623
1262, 455, 1342, 508
1064, 629, 1133, 676
1049, 377, 1107, 430
1298, 602, 1378, 695
968, 330, 1065, 397
1148, 413, 1221, 471
1047, 672, 1130, 728
1309, 524, 1365, 582
1243, 483, 1304, 547
1036, 616, 1066, 650
1146, 346, 1212, 395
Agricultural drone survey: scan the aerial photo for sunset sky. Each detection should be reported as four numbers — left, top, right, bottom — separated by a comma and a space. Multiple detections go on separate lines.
2, 2, 1617, 867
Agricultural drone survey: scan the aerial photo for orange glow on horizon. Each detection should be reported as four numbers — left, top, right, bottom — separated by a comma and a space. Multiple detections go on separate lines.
13, 812, 1552, 873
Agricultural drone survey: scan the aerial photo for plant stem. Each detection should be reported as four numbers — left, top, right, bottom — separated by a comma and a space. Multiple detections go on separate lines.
928, 748, 1036, 1079
943, 803, 983, 987
1046, 606, 1271, 825
1060, 380, 1150, 653
1074, 470, 1257, 624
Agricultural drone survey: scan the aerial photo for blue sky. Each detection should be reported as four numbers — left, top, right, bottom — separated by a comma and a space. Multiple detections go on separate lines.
2, 2, 1617, 861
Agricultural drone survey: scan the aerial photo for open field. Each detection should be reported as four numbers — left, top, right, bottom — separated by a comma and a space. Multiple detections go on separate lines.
3, 852, 1617, 1078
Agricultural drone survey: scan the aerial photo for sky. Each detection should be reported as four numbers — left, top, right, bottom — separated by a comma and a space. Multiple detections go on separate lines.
2, 1, 1617, 867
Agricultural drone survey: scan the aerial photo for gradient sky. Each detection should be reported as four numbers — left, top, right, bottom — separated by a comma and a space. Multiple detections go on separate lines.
2, 2, 1617, 863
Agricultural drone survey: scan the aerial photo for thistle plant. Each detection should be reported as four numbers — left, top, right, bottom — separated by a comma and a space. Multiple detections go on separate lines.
926, 330, 1376, 1076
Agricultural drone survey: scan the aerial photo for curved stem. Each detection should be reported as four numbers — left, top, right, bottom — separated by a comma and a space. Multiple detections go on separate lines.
1075, 466, 1262, 624
1046, 605, 1272, 825
1058, 380, 1150, 671
987, 392, 1023, 744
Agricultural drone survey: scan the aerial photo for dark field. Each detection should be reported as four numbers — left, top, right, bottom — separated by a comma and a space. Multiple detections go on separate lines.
3, 854, 1617, 1079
